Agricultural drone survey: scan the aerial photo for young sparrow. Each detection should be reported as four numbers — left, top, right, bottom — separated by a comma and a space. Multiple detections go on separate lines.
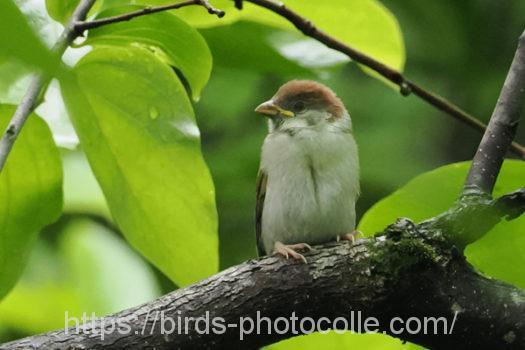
255, 80, 360, 262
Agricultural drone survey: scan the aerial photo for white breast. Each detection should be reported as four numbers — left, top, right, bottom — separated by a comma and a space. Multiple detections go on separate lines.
260, 122, 359, 254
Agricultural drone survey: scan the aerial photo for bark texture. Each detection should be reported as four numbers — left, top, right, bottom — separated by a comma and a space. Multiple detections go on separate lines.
2, 210, 525, 350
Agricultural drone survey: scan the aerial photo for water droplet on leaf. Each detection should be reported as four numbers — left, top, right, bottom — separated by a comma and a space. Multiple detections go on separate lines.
149, 107, 159, 120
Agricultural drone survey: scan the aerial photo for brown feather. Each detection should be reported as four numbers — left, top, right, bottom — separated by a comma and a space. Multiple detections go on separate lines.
273, 80, 345, 118
255, 169, 268, 256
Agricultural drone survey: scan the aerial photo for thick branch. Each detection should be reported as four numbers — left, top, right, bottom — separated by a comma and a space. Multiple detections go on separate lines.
242, 0, 525, 158
74, 0, 225, 32
464, 30, 525, 195
2, 192, 525, 350
0, 0, 96, 173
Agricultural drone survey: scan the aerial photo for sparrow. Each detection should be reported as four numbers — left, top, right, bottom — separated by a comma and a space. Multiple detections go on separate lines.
254, 80, 360, 262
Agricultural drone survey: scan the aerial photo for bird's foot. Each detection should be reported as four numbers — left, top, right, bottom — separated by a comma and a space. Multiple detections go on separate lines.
273, 241, 312, 263
337, 230, 363, 244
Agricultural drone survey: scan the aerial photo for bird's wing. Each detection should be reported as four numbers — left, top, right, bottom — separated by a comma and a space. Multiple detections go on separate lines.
255, 169, 268, 256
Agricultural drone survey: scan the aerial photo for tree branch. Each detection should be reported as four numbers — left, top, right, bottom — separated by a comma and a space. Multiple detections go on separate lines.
0, 0, 97, 173
2, 191, 525, 349
241, 0, 525, 159
464, 30, 525, 195
74, 0, 225, 32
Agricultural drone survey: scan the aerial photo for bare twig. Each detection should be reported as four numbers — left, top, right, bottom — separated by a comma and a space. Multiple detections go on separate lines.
0, 0, 97, 173
74, 0, 225, 32
463, 30, 525, 195
242, 0, 525, 158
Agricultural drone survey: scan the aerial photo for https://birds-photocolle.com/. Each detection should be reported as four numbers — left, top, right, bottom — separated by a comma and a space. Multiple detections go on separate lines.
254, 80, 360, 263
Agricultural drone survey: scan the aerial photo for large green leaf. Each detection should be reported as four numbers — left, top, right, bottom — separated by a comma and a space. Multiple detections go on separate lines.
134, 0, 404, 74
0, 0, 61, 75
85, 5, 212, 99
359, 160, 525, 288
200, 21, 313, 77
45, 0, 79, 24
132, 0, 239, 27
241, 0, 405, 72
0, 105, 63, 299
268, 332, 419, 350
60, 46, 219, 287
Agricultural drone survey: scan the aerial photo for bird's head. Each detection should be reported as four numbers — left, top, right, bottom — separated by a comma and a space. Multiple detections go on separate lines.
254, 80, 350, 133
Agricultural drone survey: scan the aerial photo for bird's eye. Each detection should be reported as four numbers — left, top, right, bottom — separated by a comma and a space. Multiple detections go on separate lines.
293, 101, 306, 113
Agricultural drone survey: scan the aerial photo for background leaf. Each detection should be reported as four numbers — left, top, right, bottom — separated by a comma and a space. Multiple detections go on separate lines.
61, 46, 219, 287
359, 160, 525, 288
0, 220, 160, 334
0, 0, 61, 75
268, 332, 419, 350
85, 5, 213, 100
45, 0, 78, 24
241, 0, 405, 72
0, 104, 63, 299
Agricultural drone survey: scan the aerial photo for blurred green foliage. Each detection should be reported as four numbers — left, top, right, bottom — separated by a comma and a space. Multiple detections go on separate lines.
0, 105, 62, 300
1, 0, 525, 348
0, 0, 62, 76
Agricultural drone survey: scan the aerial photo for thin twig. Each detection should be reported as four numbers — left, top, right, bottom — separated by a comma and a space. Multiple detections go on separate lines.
463, 30, 525, 195
0, 0, 97, 173
74, 0, 225, 32
242, 0, 525, 158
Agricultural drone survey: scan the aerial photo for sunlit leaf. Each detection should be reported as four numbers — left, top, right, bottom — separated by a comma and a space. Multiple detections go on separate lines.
134, 0, 404, 77
0, 104, 63, 299
268, 331, 419, 350
0, 0, 61, 75
359, 160, 525, 288
85, 5, 212, 99
45, 0, 79, 24
241, 0, 405, 72
61, 46, 219, 287
133, 0, 239, 28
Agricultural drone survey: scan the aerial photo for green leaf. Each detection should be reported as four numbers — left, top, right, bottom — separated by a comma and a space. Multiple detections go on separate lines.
85, 5, 212, 100
133, 0, 240, 28
45, 0, 79, 24
0, 0, 61, 75
359, 160, 525, 288
60, 46, 219, 287
135, 0, 404, 76
200, 21, 313, 77
63, 150, 111, 219
241, 0, 405, 72
60, 219, 161, 315
267, 331, 420, 350
0, 104, 63, 299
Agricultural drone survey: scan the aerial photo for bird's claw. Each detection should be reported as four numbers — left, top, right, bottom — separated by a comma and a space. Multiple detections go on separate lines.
273, 242, 311, 263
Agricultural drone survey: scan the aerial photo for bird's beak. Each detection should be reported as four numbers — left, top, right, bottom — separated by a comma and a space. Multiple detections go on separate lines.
255, 100, 294, 118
